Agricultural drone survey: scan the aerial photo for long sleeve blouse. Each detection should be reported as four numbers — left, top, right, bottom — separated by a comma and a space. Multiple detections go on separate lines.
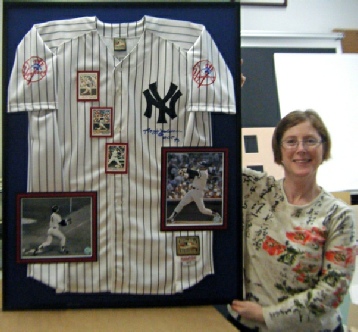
240, 168, 356, 331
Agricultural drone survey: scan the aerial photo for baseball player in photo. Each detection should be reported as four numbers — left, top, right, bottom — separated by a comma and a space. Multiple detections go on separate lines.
34, 205, 71, 255
167, 162, 221, 223
97, 117, 108, 131
107, 147, 123, 168
8, 15, 236, 294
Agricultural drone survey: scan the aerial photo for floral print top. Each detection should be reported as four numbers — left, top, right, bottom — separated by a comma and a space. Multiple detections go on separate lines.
240, 168, 356, 331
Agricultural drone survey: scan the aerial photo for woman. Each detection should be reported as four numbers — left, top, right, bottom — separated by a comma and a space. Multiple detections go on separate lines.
228, 109, 356, 331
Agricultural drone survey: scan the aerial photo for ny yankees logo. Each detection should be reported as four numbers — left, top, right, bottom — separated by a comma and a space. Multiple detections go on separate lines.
192, 60, 216, 88
143, 82, 182, 124
22, 56, 47, 85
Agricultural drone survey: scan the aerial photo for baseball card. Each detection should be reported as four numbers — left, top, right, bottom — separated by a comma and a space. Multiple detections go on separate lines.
105, 143, 128, 174
90, 107, 113, 138
77, 71, 100, 101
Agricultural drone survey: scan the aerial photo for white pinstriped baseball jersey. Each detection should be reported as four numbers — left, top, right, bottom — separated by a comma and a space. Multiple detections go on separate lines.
8, 16, 236, 294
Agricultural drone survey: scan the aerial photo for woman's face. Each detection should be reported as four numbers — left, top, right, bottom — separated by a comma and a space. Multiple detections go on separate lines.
281, 120, 323, 180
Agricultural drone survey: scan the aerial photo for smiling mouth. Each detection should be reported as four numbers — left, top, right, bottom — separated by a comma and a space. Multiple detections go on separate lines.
293, 159, 311, 163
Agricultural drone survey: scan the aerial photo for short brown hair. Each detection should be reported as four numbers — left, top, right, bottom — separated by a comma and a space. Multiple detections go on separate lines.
272, 110, 331, 165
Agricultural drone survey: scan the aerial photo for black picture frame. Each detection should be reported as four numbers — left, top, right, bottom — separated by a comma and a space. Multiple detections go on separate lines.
161, 147, 228, 231
2, 1, 242, 311
16, 192, 97, 264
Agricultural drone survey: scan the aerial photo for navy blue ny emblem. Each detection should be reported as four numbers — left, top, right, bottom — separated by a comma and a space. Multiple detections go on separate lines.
143, 82, 182, 124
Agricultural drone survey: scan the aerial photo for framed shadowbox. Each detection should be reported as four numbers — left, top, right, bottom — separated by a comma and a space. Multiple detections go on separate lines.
162, 147, 228, 231
3, 2, 242, 311
17, 192, 97, 264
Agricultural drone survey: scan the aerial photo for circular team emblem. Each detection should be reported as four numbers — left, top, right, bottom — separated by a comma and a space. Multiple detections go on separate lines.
192, 60, 216, 88
22, 56, 47, 85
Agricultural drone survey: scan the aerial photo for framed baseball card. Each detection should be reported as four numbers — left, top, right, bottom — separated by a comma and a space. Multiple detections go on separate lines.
77, 71, 100, 102
161, 147, 228, 231
105, 143, 128, 174
90, 107, 113, 138
16, 192, 97, 264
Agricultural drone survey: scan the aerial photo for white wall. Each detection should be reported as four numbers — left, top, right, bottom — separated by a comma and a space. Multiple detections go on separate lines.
275, 53, 358, 192
241, 0, 358, 33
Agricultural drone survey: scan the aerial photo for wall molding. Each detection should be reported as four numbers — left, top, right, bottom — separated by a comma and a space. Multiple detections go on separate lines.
241, 30, 344, 51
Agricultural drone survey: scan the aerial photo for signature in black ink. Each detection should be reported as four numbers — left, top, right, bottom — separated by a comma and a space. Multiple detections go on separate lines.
143, 128, 181, 143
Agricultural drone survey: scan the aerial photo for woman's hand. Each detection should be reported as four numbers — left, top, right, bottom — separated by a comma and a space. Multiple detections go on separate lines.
230, 300, 265, 323
241, 59, 246, 87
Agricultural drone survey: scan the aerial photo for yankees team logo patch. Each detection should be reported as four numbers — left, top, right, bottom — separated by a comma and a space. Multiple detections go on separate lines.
192, 60, 216, 88
22, 56, 47, 85
143, 82, 182, 124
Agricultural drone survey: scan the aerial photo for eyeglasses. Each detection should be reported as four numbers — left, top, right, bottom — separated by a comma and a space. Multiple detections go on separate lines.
281, 138, 323, 149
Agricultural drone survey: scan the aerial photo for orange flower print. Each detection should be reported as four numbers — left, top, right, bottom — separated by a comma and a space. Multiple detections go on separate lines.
293, 262, 320, 275
296, 273, 305, 283
325, 246, 356, 268
286, 229, 309, 245
286, 226, 326, 248
293, 262, 320, 283
311, 226, 326, 238
332, 287, 345, 308
305, 252, 321, 261
262, 235, 286, 256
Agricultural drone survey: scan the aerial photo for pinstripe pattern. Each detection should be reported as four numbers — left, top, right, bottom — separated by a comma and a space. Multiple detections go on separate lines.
8, 16, 235, 294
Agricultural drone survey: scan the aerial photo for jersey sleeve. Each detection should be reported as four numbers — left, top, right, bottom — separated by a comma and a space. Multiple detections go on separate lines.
186, 29, 236, 114
7, 26, 57, 113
